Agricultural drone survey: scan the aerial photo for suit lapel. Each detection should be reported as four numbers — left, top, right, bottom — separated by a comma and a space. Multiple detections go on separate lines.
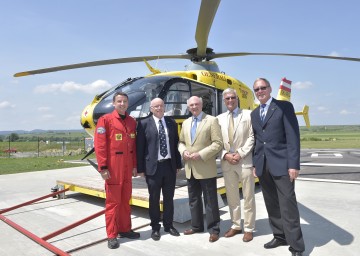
192, 114, 207, 144
263, 100, 277, 125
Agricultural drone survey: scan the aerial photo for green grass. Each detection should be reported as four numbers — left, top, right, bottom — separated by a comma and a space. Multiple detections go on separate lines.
0, 154, 93, 175
300, 125, 360, 148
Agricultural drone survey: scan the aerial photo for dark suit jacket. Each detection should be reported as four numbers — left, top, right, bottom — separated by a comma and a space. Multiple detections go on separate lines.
251, 98, 300, 177
136, 115, 182, 175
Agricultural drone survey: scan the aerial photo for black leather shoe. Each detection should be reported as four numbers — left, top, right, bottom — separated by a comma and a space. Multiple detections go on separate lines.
151, 230, 161, 241
264, 238, 288, 249
164, 227, 180, 236
108, 238, 119, 249
119, 230, 140, 239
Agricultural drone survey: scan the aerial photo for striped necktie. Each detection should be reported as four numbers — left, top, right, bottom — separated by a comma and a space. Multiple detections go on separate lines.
260, 104, 267, 122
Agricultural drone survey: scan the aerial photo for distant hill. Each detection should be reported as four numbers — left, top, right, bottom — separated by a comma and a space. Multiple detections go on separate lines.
0, 129, 85, 136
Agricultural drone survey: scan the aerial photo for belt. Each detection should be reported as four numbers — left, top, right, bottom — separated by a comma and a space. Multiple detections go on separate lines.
158, 158, 171, 163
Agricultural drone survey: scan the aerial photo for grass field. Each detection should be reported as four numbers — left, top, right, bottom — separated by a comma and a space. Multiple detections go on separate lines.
0, 125, 359, 175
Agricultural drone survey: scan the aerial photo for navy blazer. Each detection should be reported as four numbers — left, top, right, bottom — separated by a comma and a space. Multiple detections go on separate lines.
251, 98, 300, 177
136, 115, 182, 175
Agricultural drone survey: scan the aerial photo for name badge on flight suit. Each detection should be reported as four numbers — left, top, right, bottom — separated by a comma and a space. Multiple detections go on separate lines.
115, 134, 122, 140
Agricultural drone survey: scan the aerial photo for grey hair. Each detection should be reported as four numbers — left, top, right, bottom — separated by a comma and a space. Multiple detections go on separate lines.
253, 78, 271, 88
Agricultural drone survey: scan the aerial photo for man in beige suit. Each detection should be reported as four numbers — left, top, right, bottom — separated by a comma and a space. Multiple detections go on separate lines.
178, 96, 223, 243
217, 88, 255, 242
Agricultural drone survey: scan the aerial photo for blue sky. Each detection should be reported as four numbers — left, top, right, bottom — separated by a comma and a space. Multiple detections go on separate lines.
1, 0, 360, 131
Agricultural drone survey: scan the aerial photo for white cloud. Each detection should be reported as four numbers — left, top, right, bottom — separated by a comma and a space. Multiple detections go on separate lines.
33, 80, 112, 94
293, 81, 313, 90
0, 101, 16, 109
38, 106, 51, 112
42, 114, 55, 119
317, 106, 327, 111
339, 109, 353, 115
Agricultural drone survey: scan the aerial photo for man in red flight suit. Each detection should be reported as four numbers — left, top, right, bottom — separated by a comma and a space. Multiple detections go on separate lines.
94, 92, 140, 249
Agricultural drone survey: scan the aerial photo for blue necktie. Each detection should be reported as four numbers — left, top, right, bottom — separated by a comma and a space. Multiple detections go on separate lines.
260, 104, 267, 122
158, 120, 168, 157
191, 117, 198, 143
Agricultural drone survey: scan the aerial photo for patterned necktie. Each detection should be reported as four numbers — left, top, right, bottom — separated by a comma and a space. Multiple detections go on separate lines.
191, 117, 198, 143
158, 119, 168, 157
260, 104, 267, 122
228, 112, 234, 149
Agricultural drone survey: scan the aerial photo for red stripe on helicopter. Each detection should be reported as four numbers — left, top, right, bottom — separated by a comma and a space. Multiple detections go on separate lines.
279, 85, 291, 92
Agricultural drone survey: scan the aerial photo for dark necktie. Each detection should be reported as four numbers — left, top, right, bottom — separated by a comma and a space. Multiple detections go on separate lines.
191, 117, 198, 143
260, 104, 267, 122
159, 120, 168, 157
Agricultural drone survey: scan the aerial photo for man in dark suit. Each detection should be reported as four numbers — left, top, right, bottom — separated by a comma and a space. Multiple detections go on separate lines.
251, 78, 305, 256
136, 98, 182, 241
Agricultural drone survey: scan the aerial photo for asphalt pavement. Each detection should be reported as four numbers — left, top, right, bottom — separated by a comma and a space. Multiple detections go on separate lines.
0, 149, 359, 256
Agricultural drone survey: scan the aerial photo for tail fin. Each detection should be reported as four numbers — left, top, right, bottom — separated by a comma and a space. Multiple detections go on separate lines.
276, 77, 292, 101
276, 77, 311, 128
296, 105, 310, 128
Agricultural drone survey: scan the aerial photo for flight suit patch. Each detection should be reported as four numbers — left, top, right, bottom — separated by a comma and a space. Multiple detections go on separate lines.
115, 134, 122, 140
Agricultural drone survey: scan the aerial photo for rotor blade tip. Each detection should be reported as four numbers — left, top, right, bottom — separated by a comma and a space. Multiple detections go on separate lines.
14, 72, 31, 77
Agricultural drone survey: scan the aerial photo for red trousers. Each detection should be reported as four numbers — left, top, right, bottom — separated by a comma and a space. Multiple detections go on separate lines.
105, 180, 132, 238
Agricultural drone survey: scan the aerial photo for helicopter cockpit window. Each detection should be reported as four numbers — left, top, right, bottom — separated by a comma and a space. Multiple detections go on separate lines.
190, 81, 216, 116
164, 82, 190, 116
117, 76, 167, 119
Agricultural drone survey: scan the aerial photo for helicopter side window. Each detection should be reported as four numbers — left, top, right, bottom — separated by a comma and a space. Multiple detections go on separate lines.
190, 82, 216, 116
164, 82, 190, 116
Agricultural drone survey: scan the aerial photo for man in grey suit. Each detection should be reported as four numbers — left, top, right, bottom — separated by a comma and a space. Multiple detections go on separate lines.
178, 96, 223, 243
136, 98, 182, 241
217, 88, 255, 242
251, 78, 305, 256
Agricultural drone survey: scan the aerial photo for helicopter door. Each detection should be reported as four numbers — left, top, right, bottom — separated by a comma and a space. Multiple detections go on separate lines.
189, 82, 216, 116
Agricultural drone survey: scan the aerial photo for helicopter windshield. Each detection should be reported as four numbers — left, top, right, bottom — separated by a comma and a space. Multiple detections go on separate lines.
103, 76, 191, 119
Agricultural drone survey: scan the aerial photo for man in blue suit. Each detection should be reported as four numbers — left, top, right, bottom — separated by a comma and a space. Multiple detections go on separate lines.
136, 98, 182, 241
251, 78, 305, 256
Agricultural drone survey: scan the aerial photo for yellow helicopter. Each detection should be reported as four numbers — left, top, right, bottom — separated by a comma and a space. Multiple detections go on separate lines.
14, 0, 359, 138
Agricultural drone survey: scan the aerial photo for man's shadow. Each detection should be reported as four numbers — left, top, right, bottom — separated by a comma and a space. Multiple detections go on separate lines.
254, 201, 353, 255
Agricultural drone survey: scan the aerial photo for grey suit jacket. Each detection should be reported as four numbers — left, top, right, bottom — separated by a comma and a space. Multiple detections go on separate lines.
178, 113, 223, 179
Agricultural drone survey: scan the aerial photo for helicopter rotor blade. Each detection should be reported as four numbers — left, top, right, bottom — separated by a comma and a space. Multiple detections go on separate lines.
210, 52, 360, 62
14, 54, 192, 77
195, 0, 220, 58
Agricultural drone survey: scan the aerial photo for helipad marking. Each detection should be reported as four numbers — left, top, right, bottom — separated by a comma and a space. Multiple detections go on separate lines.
310, 152, 343, 158
301, 163, 360, 168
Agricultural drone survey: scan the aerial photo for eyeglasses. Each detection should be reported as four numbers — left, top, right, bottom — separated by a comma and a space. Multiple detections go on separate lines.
224, 96, 236, 100
253, 86, 269, 92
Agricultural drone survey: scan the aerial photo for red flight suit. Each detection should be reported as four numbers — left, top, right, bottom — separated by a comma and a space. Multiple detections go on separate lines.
94, 110, 137, 239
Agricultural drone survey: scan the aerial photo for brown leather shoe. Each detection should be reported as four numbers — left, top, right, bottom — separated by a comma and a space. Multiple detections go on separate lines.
224, 228, 242, 238
184, 229, 203, 235
242, 232, 253, 242
209, 233, 219, 242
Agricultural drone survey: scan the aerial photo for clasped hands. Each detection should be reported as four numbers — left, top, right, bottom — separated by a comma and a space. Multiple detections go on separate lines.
224, 152, 241, 165
183, 150, 201, 161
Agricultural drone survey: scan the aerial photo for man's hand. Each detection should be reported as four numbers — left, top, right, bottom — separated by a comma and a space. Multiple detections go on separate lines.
224, 152, 240, 165
190, 152, 201, 161
183, 150, 191, 161
132, 168, 138, 177
288, 168, 299, 182
100, 169, 110, 180
252, 167, 257, 178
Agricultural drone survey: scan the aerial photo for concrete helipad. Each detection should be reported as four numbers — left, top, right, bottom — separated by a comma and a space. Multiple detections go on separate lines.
1, 160, 359, 256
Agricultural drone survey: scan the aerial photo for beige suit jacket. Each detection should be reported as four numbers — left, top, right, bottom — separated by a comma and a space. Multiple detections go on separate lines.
217, 109, 254, 170
178, 113, 223, 179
